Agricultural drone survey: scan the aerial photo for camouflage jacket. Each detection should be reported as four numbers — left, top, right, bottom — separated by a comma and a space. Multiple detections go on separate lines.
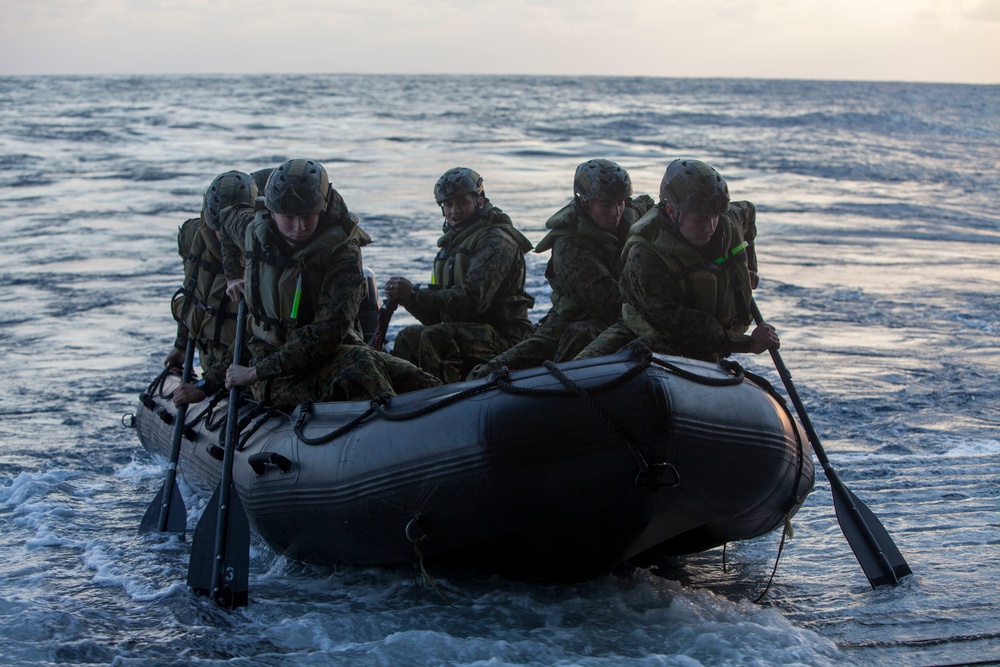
170, 216, 237, 393
218, 201, 372, 382
403, 204, 535, 335
618, 202, 757, 360
533, 195, 654, 324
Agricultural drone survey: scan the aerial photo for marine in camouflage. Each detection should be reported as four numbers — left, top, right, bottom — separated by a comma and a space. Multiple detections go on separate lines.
393, 203, 535, 384
576, 201, 758, 364
469, 193, 654, 378
219, 195, 435, 403
170, 216, 242, 395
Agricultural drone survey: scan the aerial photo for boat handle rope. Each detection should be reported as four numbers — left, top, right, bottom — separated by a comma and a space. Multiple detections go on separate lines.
137, 365, 176, 419
540, 358, 679, 492
291, 342, 748, 448
293, 354, 642, 445
237, 406, 288, 451
295, 399, 382, 446
184, 390, 226, 434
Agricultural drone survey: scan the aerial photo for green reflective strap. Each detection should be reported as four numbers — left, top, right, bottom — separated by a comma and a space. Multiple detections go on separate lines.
290, 274, 302, 320
715, 240, 749, 264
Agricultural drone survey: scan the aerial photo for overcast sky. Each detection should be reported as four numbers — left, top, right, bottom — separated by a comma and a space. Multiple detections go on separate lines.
1, 0, 998, 83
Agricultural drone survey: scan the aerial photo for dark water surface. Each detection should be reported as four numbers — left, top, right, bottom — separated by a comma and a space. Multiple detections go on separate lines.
1, 74, 998, 666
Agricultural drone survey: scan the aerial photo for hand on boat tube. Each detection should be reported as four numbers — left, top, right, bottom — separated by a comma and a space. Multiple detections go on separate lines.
226, 278, 245, 302
749, 322, 780, 354
172, 382, 207, 407
384, 276, 414, 303
226, 364, 257, 389
163, 346, 185, 372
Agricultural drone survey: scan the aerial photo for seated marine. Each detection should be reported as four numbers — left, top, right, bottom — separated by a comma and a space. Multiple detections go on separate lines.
219, 159, 436, 405
163, 170, 256, 406
576, 158, 778, 363
384, 167, 535, 384
470, 159, 654, 378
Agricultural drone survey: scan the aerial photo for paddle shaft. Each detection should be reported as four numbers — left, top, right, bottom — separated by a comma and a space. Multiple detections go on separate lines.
370, 298, 398, 351
750, 299, 909, 586
155, 338, 196, 531
209, 299, 248, 603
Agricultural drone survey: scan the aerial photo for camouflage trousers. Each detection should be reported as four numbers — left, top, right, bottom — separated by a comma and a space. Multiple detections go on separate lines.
392, 322, 523, 384
250, 344, 397, 406
468, 312, 608, 379
574, 319, 722, 364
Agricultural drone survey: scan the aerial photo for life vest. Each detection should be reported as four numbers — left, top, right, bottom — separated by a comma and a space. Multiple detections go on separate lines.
170, 220, 237, 346
243, 210, 370, 348
431, 206, 532, 287
621, 207, 753, 338
534, 199, 644, 321
428, 205, 534, 323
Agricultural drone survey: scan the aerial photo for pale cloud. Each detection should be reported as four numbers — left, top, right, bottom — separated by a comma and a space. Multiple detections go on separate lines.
0, 0, 997, 83
966, 0, 1000, 20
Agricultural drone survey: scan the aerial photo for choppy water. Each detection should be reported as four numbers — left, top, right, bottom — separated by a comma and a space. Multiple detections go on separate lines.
1, 74, 998, 667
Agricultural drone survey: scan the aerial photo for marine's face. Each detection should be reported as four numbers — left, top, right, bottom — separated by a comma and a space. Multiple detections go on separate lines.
272, 212, 320, 244
587, 199, 626, 231
674, 208, 719, 247
441, 193, 481, 229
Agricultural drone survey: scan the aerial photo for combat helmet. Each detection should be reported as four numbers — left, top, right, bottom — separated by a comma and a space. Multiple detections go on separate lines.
264, 159, 331, 215
659, 159, 730, 217
249, 167, 275, 193
573, 159, 632, 205
202, 170, 257, 231
434, 167, 484, 205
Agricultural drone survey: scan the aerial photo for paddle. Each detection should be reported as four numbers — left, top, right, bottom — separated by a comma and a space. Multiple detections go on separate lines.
369, 298, 398, 351
139, 338, 195, 534
751, 299, 912, 588
187, 299, 250, 608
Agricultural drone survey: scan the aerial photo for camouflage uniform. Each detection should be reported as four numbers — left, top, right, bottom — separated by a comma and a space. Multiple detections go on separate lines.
576, 201, 758, 363
393, 203, 535, 383
470, 195, 654, 378
220, 196, 437, 405
169, 216, 241, 395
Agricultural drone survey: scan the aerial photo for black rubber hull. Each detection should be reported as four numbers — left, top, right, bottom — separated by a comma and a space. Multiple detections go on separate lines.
134, 348, 814, 581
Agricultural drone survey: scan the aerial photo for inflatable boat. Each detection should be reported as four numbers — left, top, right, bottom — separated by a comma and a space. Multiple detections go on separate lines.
132, 344, 814, 581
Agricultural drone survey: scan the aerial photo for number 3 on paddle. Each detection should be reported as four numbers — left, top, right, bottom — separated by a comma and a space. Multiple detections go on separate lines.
187, 299, 251, 608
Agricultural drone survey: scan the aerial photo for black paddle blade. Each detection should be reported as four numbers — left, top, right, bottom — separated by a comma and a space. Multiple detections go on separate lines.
833, 485, 913, 587
138, 481, 187, 535
186, 485, 250, 608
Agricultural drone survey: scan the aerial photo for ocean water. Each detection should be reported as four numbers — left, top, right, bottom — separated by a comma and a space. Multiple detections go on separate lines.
0, 74, 998, 667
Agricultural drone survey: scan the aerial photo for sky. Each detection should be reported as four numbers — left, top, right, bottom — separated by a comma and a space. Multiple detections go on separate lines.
0, 0, 998, 84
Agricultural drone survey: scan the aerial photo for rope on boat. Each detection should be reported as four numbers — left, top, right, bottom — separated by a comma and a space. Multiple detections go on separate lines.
184, 390, 226, 434
237, 406, 290, 451
289, 342, 749, 458
753, 513, 793, 604
540, 357, 672, 489
294, 398, 382, 446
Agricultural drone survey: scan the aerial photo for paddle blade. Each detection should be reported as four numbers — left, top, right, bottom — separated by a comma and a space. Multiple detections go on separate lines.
186, 485, 251, 608
138, 481, 186, 535
214, 490, 250, 609
833, 486, 913, 587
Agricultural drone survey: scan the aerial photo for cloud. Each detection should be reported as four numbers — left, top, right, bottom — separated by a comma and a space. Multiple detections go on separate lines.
966, 0, 1000, 21
0, 0, 997, 82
